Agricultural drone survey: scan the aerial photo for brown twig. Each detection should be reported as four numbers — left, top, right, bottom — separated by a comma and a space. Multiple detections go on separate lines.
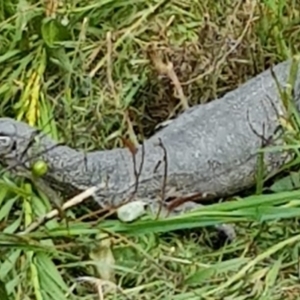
166, 192, 217, 214
81, 139, 146, 223
246, 112, 269, 147
155, 138, 168, 218
106, 31, 118, 105
246, 109, 277, 149
121, 137, 145, 201
148, 49, 189, 110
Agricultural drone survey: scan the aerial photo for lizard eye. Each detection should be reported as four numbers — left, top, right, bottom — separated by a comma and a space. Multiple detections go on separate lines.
0, 137, 14, 154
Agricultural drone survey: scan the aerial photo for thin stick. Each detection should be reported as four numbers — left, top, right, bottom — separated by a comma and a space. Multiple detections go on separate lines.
18, 186, 99, 235
156, 138, 168, 218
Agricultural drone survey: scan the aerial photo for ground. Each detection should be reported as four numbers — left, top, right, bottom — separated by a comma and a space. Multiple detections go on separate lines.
1, 0, 300, 299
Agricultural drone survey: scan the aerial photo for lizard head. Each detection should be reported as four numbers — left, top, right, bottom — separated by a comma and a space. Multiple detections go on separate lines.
0, 118, 21, 156
0, 117, 40, 172
0, 117, 39, 157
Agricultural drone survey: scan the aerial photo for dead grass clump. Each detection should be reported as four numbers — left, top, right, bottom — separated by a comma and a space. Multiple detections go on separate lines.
122, 0, 300, 138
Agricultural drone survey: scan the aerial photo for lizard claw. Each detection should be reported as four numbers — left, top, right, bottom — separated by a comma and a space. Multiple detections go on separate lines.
215, 223, 236, 242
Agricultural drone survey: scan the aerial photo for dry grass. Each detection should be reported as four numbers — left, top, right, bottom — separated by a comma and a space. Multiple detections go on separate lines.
1, 0, 300, 299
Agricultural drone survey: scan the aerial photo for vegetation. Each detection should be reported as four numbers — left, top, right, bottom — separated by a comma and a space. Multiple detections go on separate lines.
1, 0, 300, 299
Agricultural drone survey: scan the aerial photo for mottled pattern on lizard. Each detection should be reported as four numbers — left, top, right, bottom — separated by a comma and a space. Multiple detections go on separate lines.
0, 59, 300, 240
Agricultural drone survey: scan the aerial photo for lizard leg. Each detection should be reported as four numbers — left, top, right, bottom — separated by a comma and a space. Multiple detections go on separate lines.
30, 176, 65, 218
147, 200, 236, 242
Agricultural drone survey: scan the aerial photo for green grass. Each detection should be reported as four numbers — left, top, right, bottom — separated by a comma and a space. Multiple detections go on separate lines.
1, 0, 300, 299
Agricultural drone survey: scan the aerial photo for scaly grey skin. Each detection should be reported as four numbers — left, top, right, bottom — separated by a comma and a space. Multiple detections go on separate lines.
0, 59, 299, 240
